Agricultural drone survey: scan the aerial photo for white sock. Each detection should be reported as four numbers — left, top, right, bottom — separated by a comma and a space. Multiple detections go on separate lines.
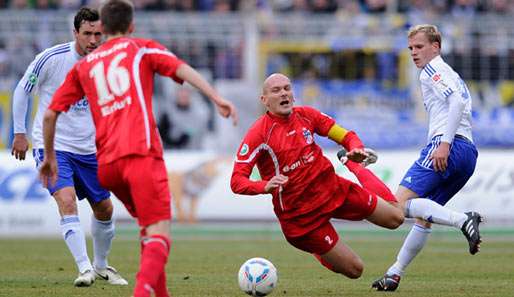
60, 215, 92, 273
387, 223, 431, 276
405, 198, 468, 228
91, 217, 114, 270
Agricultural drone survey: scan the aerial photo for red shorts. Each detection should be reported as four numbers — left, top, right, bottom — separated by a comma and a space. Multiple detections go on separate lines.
284, 182, 378, 255
98, 155, 172, 227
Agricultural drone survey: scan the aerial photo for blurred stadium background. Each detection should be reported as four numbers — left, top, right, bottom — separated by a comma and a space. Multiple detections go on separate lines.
0, 1, 513, 296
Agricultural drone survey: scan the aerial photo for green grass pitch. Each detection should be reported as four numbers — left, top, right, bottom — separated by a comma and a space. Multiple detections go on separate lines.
0, 224, 513, 297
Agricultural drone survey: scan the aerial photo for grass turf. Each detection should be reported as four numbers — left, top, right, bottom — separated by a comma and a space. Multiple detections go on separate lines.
0, 225, 513, 297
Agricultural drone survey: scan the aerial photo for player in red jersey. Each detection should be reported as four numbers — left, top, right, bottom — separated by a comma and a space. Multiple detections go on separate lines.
231, 73, 403, 279
38, 0, 238, 296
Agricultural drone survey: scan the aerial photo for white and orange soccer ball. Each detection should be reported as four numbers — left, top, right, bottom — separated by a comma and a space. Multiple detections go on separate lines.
238, 257, 278, 296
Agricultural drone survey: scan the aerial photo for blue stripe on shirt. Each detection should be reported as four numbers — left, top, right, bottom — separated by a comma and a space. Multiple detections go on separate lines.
23, 44, 70, 92
32, 44, 69, 73
25, 48, 70, 93
33, 47, 70, 77
443, 88, 454, 97
23, 80, 30, 92
426, 63, 436, 74
423, 63, 435, 76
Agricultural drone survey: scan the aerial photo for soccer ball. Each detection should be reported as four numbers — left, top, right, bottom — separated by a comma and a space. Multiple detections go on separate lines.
238, 257, 278, 296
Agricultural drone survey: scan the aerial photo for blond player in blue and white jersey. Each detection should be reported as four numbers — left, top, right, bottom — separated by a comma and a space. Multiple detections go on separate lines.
11, 7, 127, 287
372, 24, 482, 291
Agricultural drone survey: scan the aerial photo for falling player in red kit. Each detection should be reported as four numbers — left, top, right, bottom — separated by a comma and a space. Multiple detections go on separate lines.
231, 73, 403, 279
38, 0, 238, 296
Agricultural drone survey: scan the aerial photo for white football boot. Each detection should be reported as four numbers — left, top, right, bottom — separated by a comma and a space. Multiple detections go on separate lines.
74, 269, 95, 287
94, 266, 128, 285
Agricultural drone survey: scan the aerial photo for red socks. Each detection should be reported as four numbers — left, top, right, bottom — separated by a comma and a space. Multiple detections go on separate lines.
154, 271, 169, 297
313, 253, 335, 272
134, 235, 171, 297
346, 161, 397, 203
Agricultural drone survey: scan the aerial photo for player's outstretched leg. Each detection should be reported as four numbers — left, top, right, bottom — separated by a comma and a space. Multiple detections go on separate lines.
461, 211, 483, 255
371, 274, 401, 291
313, 253, 335, 272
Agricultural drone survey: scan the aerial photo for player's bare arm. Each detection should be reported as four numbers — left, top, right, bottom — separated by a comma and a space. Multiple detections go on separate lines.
264, 174, 289, 193
39, 109, 60, 187
11, 133, 29, 160
176, 63, 238, 125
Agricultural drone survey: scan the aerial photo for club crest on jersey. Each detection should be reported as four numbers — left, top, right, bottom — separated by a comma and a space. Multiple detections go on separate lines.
302, 128, 313, 144
28, 73, 38, 84
239, 143, 249, 156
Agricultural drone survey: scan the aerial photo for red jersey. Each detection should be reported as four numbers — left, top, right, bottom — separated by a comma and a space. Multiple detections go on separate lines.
49, 37, 185, 165
231, 106, 359, 223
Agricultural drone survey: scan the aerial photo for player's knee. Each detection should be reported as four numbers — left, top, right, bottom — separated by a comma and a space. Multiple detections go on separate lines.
57, 197, 78, 215
334, 256, 363, 279
382, 207, 404, 229
93, 199, 113, 220
344, 259, 364, 279
390, 210, 404, 229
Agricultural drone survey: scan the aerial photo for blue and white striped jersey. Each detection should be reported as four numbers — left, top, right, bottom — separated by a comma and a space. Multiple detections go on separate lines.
12, 41, 96, 154
419, 55, 473, 144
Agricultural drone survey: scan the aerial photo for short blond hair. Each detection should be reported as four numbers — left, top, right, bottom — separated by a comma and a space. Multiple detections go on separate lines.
408, 24, 442, 49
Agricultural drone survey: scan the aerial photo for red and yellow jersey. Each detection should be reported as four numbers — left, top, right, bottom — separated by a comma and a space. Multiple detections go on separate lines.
49, 37, 185, 164
231, 106, 361, 223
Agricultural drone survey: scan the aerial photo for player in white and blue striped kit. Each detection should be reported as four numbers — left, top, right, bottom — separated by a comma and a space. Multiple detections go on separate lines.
372, 24, 482, 291
11, 7, 127, 287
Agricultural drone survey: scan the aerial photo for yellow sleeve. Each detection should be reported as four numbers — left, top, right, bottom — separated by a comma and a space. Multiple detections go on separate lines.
327, 124, 348, 143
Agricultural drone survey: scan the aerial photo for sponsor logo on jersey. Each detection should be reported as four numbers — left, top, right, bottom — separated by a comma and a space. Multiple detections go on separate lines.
71, 97, 89, 112
432, 73, 441, 82
239, 144, 249, 156
404, 176, 412, 183
302, 128, 313, 144
282, 160, 301, 173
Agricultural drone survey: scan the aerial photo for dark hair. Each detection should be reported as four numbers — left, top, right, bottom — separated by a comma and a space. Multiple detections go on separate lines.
100, 0, 134, 35
73, 7, 100, 32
